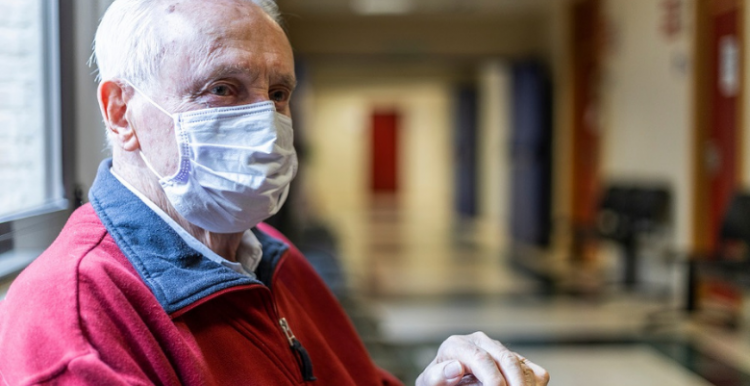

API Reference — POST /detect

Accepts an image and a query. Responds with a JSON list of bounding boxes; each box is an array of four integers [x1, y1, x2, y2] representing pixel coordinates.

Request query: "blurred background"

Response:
[[2, 0, 750, 385]]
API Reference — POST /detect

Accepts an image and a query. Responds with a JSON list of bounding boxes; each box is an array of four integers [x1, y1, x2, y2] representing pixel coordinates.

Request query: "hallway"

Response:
[[3, 0, 750, 385]]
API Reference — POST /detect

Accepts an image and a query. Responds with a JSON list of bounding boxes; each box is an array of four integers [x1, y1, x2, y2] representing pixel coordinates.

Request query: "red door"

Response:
[[706, 2, 741, 250], [370, 111, 399, 193], [692, 0, 744, 321]]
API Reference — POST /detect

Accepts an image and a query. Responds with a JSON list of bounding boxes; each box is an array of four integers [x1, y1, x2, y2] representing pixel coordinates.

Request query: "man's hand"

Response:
[[415, 332, 549, 386]]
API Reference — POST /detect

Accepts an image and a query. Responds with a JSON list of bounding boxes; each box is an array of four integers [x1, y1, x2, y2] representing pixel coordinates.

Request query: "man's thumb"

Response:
[[417, 361, 465, 386]]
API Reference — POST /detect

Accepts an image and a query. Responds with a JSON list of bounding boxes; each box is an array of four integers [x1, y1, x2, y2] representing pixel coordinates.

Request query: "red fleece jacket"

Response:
[[0, 204, 403, 385]]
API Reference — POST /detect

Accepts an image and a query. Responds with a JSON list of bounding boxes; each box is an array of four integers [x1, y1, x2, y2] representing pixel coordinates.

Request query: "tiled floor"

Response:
[[520, 346, 714, 386], [306, 198, 750, 385]]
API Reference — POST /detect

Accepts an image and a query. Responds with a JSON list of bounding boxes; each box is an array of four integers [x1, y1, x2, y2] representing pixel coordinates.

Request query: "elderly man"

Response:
[[0, 0, 548, 385]]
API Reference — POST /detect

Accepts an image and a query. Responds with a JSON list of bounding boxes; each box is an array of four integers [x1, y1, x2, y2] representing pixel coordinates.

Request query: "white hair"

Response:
[[91, 0, 281, 87]]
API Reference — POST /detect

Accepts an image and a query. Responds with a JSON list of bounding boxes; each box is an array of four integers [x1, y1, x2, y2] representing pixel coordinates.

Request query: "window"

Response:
[[0, 0, 68, 281], [0, 0, 64, 220]]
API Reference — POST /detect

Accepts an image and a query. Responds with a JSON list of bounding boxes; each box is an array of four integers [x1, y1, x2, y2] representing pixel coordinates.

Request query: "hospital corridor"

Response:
[[1, 0, 750, 385]]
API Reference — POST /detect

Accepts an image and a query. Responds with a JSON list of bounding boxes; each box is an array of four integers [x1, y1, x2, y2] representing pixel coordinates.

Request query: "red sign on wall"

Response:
[[660, 0, 682, 40]]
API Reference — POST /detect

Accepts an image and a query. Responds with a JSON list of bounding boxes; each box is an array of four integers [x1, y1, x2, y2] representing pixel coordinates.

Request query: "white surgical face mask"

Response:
[[127, 81, 298, 233]]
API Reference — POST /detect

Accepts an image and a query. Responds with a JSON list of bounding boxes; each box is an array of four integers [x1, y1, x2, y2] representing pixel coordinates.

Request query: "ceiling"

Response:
[[277, 0, 557, 59], [276, 0, 554, 16]]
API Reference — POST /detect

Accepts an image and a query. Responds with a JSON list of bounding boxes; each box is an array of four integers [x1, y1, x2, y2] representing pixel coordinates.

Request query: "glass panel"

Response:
[[0, 0, 63, 219]]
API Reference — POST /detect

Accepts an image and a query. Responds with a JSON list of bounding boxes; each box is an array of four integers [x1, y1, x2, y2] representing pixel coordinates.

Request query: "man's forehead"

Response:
[[158, 0, 271, 42], [161, 0, 263, 18], [153, 0, 294, 85], [154, 1, 292, 63]]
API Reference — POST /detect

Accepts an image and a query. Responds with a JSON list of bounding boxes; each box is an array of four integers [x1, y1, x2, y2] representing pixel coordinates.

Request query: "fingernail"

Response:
[[444, 361, 463, 380]]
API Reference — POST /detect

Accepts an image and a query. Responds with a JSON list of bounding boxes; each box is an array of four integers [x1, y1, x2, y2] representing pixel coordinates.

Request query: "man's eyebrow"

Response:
[[275, 74, 298, 90], [188, 65, 297, 92], [203, 63, 254, 82], [184, 64, 246, 96]]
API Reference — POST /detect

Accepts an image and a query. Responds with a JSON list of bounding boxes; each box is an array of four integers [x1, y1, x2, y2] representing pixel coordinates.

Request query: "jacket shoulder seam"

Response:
[[23, 231, 109, 385], [74, 229, 110, 363], [24, 230, 111, 385]]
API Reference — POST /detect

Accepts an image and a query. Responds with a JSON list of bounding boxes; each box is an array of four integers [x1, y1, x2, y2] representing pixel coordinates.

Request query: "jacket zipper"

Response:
[[279, 317, 316, 381], [268, 248, 316, 382]]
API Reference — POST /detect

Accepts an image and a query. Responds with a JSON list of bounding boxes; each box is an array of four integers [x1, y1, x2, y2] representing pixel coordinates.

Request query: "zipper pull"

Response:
[[279, 317, 317, 381]]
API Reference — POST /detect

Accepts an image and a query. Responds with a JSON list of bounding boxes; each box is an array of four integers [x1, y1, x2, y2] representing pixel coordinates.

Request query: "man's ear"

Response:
[[98, 80, 140, 152]]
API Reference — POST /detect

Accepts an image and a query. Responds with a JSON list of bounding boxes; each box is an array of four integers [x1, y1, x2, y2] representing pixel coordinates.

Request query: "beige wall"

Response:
[[598, 0, 694, 249]]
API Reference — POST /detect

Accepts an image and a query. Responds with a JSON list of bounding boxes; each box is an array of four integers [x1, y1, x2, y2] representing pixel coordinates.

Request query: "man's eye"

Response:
[[210, 84, 232, 96], [270, 90, 289, 102]]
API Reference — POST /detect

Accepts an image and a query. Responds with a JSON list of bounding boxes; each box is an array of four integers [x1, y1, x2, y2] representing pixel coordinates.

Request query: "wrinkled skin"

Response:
[[416, 332, 549, 386]]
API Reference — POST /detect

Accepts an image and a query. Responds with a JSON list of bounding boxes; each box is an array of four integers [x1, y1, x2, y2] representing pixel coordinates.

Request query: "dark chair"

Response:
[[687, 193, 750, 314], [597, 184, 671, 289], [719, 194, 750, 252]]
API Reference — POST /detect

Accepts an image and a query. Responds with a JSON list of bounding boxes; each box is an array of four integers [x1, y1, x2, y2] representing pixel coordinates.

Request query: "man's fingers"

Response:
[[518, 357, 536, 386], [416, 360, 466, 386], [516, 354, 550, 385], [419, 332, 549, 386], [467, 332, 528, 386], [496, 348, 528, 386], [435, 335, 507, 386]]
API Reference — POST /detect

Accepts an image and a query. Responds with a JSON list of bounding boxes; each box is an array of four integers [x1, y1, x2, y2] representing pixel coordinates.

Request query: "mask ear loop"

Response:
[[122, 79, 173, 181], [139, 151, 164, 180], [128, 117, 165, 180], [123, 79, 173, 117]]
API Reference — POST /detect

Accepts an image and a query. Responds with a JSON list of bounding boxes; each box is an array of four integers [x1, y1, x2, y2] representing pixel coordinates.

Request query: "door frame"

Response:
[[691, 0, 745, 254], [566, 0, 602, 262]]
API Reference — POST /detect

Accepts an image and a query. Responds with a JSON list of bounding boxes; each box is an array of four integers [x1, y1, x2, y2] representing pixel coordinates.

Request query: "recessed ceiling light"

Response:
[[350, 0, 414, 15]]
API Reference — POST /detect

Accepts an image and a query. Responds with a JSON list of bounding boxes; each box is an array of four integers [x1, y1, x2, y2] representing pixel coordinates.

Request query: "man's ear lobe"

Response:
[[98, 80, 140, 152]]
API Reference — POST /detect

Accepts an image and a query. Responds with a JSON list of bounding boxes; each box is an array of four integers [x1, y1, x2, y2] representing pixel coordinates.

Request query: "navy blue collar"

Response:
[[89, 159, 288, 314]]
